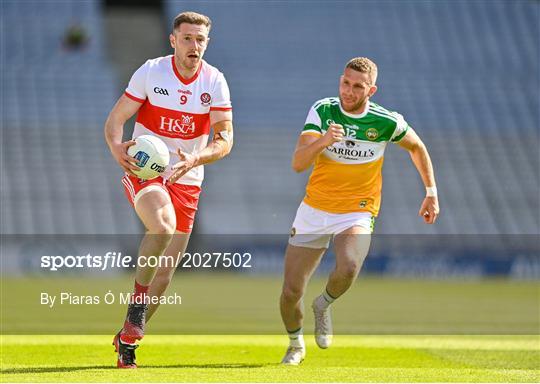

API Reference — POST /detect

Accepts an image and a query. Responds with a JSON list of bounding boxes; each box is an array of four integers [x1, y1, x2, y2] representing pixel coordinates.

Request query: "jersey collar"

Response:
[[171, 56, 203, 85], [339, 99, 370, 119]]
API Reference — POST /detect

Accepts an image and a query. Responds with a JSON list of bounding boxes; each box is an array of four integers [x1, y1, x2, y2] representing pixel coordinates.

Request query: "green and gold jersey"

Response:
[[301, 97, 409, 216]]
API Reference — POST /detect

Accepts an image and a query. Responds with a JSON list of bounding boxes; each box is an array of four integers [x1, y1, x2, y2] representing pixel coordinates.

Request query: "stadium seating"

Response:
[[1, 0, 140, 233], [164, 0, 538, 235], [1, 0, 537, 238]]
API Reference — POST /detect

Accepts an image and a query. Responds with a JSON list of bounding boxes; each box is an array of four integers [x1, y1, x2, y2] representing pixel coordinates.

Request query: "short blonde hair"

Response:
[[346, 57, 378, 84], [173, 11, 212, 32]]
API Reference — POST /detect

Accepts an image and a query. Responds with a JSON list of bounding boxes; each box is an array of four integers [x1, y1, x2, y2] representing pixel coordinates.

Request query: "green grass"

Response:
[[1, 276, 539, 381], [2, 275, 539, 334], [1, 335, 538, 382]]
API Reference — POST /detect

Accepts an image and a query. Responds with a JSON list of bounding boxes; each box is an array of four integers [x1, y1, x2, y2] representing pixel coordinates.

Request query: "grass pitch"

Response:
[[1, 276, 538, 382], [1, 335, 538, 382], [2, 275, 538, 335]]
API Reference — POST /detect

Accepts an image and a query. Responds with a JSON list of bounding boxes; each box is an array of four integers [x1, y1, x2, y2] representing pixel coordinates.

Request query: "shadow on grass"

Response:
[[2, 363, 270, 374]]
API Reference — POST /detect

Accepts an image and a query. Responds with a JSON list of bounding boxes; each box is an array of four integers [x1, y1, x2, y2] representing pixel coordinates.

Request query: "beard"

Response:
[[339, 95, 368, 113], [183, 57, 200, 70]]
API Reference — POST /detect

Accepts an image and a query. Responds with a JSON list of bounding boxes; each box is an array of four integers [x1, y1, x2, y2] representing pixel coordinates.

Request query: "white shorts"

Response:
[[288, 202, 374, 249]]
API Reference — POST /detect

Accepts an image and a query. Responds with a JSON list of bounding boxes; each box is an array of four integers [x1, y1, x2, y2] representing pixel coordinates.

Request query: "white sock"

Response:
[[287, 327, 305, 349], [314, 289, 336, 310]]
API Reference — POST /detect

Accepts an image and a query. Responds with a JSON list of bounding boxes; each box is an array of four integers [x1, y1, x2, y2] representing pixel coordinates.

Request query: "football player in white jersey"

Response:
[[104, 11, 233, 368]]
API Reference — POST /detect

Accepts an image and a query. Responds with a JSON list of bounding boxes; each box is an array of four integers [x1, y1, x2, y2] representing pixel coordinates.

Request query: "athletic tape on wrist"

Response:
[[426, 186, 437, 197]]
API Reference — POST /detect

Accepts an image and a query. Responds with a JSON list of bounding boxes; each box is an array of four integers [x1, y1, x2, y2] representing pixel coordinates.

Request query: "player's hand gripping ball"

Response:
[[127, 135, 170, 180]]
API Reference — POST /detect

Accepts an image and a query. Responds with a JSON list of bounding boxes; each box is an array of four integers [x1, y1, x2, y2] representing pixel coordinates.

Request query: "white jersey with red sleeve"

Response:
[[124, 55, 232, 186]]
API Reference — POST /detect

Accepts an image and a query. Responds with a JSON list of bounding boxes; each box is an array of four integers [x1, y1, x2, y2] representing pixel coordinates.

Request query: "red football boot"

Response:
[[113, 331, 138, 368]]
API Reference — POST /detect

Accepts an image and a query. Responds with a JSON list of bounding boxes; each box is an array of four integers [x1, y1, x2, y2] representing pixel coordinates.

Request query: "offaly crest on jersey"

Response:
[[124, 55, 232, 187], [365, 128, 379, 140], [300, 97, 409, 216]]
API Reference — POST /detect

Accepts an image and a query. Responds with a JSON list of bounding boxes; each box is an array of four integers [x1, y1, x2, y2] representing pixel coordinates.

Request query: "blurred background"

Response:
[[1, 0, 538, 281]]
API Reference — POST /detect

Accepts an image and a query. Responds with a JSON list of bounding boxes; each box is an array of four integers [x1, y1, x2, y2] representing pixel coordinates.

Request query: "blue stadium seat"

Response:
[[164, 0, 538, 235], [1, 0, 537, 236], [1, 0, 140, 234]]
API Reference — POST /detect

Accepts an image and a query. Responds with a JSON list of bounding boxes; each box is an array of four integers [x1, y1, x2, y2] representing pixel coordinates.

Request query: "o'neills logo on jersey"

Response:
[[159, 115, 195, 135], [327, 146, 375, 158]]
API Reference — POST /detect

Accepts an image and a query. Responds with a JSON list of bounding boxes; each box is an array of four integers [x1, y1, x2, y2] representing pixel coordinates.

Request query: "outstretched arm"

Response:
[[168, 110, 233, 184], [397, 128, 440, 224]]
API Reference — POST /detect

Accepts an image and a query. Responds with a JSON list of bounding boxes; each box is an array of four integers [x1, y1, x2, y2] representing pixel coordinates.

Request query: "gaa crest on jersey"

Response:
[[200, 92, 212, 106], [366, 128, 379, 141], [153, 87, 169, 96]]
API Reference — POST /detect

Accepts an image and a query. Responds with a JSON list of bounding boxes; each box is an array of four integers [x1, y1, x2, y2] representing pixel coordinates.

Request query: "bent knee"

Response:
[[281, 284, 304, 302], [135, 189, 176, 235], [337, 261, 361, 280], [150, 219, 176, 236], [146, 209, 176, 236]]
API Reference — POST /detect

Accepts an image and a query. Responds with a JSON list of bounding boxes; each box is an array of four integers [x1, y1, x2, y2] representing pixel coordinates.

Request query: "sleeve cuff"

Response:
[[124, 91, 146, 103], [301, 131, 323, 138], [391, 126, 409, 142]]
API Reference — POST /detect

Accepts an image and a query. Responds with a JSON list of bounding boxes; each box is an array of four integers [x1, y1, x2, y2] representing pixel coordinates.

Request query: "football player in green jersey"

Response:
[[280, 58, 439, 365]]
